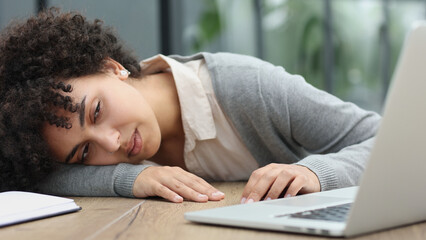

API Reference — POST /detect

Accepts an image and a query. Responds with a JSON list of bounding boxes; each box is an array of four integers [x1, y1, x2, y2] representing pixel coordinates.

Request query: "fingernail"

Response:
[[285, 194, 292, 198], [212, 191, 225, 197], [246, 198, 254, 204], [198, 194, 208, 199], [265, 197, 272, 201], [240, 197, 246, 204], [174, 195, 183, 202]]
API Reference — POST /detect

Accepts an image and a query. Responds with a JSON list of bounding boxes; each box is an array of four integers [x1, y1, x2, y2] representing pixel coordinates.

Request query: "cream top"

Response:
[[141, 55, 259, 181]]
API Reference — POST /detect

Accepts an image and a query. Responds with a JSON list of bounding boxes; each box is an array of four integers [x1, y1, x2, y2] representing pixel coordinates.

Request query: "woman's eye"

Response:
[[81, 143, 90, 163], [94, 101, 101, 123]]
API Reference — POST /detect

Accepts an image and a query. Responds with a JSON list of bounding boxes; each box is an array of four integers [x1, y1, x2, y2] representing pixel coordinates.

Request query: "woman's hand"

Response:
[[132, 166, 225, 203], [241, 163, 320, 204]]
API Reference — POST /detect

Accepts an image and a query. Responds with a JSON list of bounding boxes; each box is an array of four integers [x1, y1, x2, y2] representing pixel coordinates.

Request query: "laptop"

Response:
[[184, 21, 426, 237]]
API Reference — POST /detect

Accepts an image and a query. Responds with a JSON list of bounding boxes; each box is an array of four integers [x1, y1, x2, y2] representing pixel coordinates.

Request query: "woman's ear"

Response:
[[103, 57, 130, 81]]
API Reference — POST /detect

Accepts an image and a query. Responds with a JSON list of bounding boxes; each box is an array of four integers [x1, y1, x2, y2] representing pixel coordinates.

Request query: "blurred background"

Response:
[[1, 0, 425, 113]]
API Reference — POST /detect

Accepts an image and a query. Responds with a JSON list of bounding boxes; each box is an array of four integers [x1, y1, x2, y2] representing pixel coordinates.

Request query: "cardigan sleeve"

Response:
[[37, 163, 151, 197]]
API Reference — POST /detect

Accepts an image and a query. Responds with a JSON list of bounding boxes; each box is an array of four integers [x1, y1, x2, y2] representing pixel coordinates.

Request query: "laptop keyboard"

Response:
[[282, 203, 352, 222]]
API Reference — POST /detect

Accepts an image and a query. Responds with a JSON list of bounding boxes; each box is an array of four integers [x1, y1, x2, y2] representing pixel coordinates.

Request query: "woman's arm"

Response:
[[240, 69, 380, 202], [206, 53, 380, 202], [38, 163, 225, 202], [37, 163, 149, 197]]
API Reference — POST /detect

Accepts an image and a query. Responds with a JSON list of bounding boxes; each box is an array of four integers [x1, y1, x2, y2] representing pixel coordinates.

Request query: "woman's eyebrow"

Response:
[[64, 96, 87, 163], [79, 96, 86, 127]]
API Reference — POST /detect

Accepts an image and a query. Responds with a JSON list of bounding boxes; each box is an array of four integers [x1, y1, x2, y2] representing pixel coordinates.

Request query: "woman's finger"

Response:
[[283, 175, 308, 197], [133, 166, 224, 202], [241, 166, 272, 202], [183, 176, 225, 201], [153, 183, 184, 203], [244, 167, 282, 203], [264, 172, 294, 200], [171, 167, 225, 201], [163, 179, 209, 202]]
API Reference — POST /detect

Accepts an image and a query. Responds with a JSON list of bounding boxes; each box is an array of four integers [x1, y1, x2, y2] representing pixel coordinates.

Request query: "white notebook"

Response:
[[0, 191, 81, 227]]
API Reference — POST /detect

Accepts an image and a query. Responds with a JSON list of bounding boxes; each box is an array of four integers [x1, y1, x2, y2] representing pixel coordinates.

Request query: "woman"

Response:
[[0, 9, 380, 203]]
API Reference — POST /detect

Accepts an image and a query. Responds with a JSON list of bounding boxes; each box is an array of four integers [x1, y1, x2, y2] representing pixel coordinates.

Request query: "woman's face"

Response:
[[42, 70, 162, 165]]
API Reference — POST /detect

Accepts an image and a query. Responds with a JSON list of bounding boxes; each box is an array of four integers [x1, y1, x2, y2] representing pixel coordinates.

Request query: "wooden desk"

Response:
[[1, 182, 425, 240]]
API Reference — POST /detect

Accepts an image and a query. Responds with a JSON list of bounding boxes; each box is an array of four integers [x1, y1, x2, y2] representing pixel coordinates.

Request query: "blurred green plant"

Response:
[[263, 0, 346, 92], [191, 0, 222, 52]]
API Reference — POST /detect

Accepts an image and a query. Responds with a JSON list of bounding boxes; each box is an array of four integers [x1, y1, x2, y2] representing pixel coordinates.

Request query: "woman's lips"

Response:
[[128, 129, 142, 156]]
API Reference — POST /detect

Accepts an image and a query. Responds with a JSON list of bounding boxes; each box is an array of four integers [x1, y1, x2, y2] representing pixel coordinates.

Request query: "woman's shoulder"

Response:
[[202, 52, 297, 95], [202, 52, 270, 69], [168, 52, 268, 68]]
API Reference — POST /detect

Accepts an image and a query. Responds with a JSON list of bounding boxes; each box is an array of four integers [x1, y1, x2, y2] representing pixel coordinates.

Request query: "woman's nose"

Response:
[[94, 128, 120, 153]]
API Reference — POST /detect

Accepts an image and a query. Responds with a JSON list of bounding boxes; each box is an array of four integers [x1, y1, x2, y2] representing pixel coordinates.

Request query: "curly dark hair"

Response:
[[0, 8, 143, 191]]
